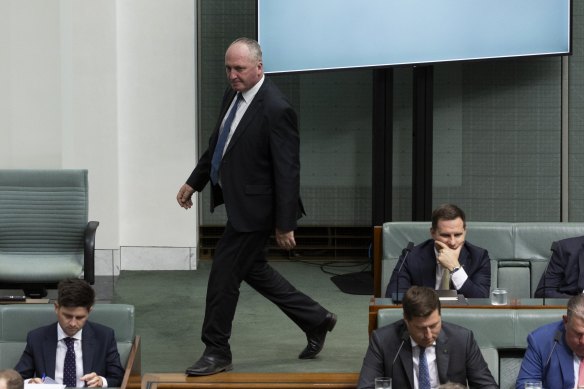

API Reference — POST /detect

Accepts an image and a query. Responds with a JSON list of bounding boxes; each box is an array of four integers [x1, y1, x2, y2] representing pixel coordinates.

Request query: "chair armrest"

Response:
[[84, 221, 100, 285], [121, 335, 141, 389]]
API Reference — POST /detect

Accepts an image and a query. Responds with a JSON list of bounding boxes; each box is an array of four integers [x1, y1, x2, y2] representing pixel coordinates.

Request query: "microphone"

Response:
[[393, 242, 414, 303], [391, 331, 410, 367], [542, 241, 558, 306], [544, 330, 562, 370]]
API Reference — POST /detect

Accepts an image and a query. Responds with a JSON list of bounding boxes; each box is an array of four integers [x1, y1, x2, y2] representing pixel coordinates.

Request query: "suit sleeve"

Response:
[[269, 104, 302, 231], [14, 333, 37, 379], [463, 330, 498, 388], [357, 331, 388, 389], [515, 332, 545, 389], [103, 330, 125, 387], [457, 247, 491, 298], [534, 242, 575, 298]]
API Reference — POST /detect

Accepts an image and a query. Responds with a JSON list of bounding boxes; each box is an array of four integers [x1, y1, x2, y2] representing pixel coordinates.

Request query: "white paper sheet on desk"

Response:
[[24, 384, 65, 389]]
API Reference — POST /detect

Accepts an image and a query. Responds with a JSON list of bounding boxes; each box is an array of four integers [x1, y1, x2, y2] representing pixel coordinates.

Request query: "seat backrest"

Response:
[[376, 306, 565, 386], [380, 221, 584, 298], [0, 169, 88, 254], [0, 304, 135, 370]]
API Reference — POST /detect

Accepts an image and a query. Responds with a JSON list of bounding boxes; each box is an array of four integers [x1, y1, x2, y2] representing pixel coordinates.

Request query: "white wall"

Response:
[[0, 0, 199, 272]]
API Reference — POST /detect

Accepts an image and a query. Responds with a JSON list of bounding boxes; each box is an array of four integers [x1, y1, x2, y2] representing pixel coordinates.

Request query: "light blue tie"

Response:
[[419, 346, 431, 389], [210, 93, 243, 185]]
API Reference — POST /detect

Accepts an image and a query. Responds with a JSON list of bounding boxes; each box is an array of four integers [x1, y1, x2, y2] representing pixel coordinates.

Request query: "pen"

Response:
[[42, 373, 46, 383]]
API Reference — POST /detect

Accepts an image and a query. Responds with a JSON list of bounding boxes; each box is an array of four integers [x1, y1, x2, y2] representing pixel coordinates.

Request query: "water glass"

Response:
[[374, 377, 392, 389], [491, 288, 508, 305], [524, 380, 542, 389]]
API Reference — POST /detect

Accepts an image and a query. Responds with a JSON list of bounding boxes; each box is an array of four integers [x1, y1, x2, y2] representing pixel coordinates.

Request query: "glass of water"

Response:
[[491, 288, 508, 305], [524, 380, 542, 389], [375, 377, 392, 389]]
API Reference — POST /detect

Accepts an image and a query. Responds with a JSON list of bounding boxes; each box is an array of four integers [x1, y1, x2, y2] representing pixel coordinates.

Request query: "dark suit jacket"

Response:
[[357, 320, 497, 389], [187, 77, 304, 232], [516, 321, 573, 389], [14, 321, 124, 387], [534, 236, 584, 298], [386, 239, 491, 298]]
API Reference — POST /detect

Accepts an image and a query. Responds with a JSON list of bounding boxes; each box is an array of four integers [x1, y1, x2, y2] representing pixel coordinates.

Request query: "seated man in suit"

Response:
[[15, 279, 124, 387], [516, 293, 584, 388], [534, 235, 584, 298], [0, 369, 24, 389], [386, 203, 491, 300], [358, 286, 497, 389]]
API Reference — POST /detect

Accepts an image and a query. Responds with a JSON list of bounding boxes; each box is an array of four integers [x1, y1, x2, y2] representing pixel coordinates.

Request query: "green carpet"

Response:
[[112, 259, 370, 374]]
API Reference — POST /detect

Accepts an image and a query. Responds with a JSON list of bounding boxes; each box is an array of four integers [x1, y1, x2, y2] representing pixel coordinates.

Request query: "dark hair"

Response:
[[57, 278, 95, 309], [431, 203, 466, 231], [0, 369, 24, 389], [402, 286, 441, 321]]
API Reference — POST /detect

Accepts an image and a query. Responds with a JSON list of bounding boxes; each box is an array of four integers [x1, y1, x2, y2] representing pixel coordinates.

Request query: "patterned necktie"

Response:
[[440, 267, 451, 290], [63, 337, 77, 387], [579, 358, 584, 387], [210, 93, 243, 184], [418, 346, 431, 389]]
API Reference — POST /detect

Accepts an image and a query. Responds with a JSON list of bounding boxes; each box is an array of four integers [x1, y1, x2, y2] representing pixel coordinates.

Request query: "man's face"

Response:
[[404, 309, 442, 348], [563, 313, 584, 358], [431, 217, 466, 250], [224, 43, 263, 93], [54, 304, 91, 337]]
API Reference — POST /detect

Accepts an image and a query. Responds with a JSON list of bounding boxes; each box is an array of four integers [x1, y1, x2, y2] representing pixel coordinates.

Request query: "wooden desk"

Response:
[[368, 297, 568, 334], [142, 372, 359, 389]]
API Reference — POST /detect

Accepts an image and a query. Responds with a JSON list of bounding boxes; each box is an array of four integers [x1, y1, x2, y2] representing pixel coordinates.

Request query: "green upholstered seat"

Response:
[[0, 169, 98, 296], [377, 306, 566, 388], [379, 222, 584, 298], [0, 304, 137, 378]]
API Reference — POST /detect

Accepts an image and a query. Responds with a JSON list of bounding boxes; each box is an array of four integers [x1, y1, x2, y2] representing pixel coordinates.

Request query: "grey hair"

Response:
[[230, 37, 262, 62], [567, 293, 584, 320]]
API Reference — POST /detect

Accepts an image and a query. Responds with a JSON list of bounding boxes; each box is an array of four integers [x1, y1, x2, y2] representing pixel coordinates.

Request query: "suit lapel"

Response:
[[458, 245, 470, 272], [44, 324, 59, 379], [82, 322, 96, 375], [435, 332, 450, 384], [223, 80, 267, 156], [399, 341, 415, 388]]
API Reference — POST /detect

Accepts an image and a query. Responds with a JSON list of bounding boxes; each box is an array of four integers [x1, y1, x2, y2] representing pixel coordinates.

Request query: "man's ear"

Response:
[[54, 302, 60, 314]]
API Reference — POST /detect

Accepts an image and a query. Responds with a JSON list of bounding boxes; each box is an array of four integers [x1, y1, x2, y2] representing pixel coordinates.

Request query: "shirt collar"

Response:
[[241, 75, 265, 104], [57, 323, 82, 341]]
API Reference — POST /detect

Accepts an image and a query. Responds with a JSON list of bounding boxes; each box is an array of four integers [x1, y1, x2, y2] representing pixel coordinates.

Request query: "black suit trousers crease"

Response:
[[201, 221, 328, 358]]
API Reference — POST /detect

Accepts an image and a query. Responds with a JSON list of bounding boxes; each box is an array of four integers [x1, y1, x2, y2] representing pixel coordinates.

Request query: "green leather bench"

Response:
[[376, 305, 566, 389], [373, 222, 584, 298], [0, 303, 140, 389]]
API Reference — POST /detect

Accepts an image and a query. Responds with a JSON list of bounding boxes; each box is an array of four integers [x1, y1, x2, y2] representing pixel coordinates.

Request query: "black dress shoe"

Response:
[[298, 312, 337, 359], [185, 355, 233, 376]]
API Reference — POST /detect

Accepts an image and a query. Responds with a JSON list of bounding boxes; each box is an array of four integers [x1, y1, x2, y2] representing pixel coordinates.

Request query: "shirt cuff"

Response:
[[451, 267, 468, 290]]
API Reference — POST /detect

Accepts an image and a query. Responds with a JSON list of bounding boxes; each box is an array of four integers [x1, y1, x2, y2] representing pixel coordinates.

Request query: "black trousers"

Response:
[[201, 221, 328, 359]]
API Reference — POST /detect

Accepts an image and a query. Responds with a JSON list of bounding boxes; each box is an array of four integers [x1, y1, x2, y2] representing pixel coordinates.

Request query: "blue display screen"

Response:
[[258, 0, 571, 74]]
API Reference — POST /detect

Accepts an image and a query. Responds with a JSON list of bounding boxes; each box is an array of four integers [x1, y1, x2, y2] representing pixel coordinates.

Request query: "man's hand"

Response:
[[81, 372, 103, 387], [275, 228, 296, 250], [435, 240, 462, 271], [176, 184, 195, 209], [27, 378, 43, 384]]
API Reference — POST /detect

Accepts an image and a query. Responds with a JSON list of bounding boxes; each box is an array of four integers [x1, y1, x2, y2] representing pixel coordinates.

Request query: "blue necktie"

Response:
[[210, 93, 243, 185], [63, 337, 76, 387], [419, 346, 431, 389]]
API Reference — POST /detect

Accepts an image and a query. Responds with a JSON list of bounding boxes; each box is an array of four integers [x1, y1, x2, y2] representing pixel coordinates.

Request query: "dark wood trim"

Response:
[[142, 372, 359, 389]]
